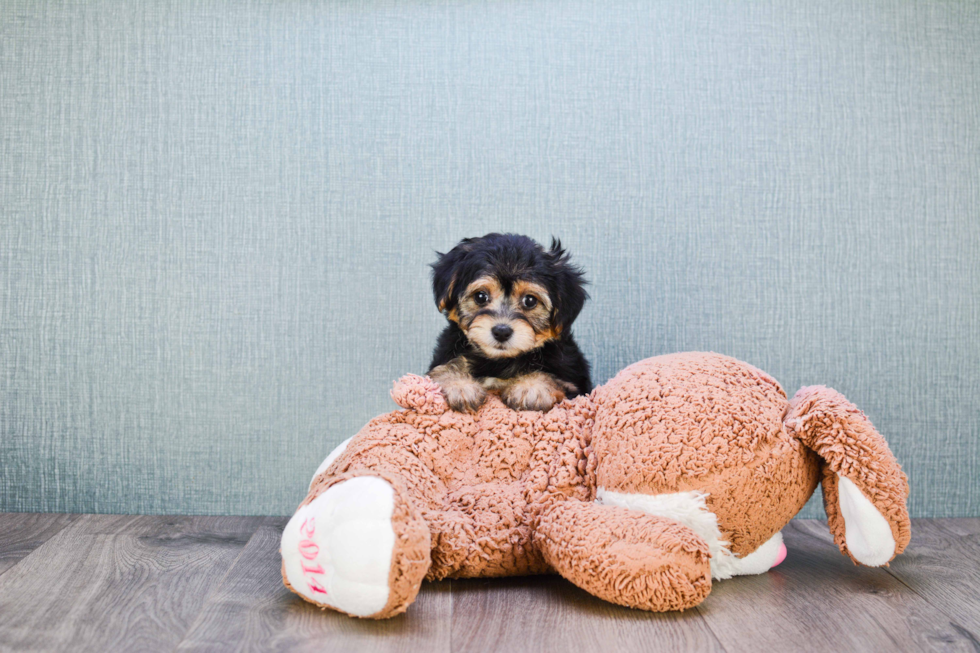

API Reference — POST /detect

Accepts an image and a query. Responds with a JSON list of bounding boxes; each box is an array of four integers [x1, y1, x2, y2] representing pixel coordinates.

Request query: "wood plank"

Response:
[[695, 519, 975, 653], [0, 514, 262, 652], [3, 515, 977, 652], [451, 574, 723, 653], [176, 517, 452, 653], [0, 513, 79, 576], [871, 519, 980, 642]]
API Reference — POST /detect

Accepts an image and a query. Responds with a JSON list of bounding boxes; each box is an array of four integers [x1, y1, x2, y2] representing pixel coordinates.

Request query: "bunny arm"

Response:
[[533, 500, 712, 611]]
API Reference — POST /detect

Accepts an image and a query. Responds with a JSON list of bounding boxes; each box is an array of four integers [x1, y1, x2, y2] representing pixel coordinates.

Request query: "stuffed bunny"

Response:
[[281, 352, 910, 618]]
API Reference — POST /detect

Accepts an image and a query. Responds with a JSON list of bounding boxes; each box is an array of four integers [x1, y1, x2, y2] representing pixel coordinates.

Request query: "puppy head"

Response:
[[431, 233, 587, 358]]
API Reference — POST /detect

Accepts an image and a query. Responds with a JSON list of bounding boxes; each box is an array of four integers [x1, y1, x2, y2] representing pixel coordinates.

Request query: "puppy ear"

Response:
[[546, 238, 588, 333], [431, 240, 472, 314]]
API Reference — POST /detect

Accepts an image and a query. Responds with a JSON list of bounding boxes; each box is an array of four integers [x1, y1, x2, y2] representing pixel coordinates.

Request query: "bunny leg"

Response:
[[534, 501, 712, 611], [281, 470, 431, 619], [785, 386, 911, 566]]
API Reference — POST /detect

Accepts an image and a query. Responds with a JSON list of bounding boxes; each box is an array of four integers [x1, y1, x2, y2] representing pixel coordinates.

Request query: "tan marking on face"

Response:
[[449, 276, 500, 326], [467, 314, 537, 358], [456, 276, 503, 329], [511, 281, 553, 314], [458, 276, 503, 317], [511, 281, 557, 346], [532, 326, 560, 346], [457, 276, 558, 357]]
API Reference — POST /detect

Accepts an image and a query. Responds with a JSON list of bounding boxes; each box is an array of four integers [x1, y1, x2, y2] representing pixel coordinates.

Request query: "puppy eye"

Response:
[[521, 295, 538, 309], [474, 291, 490, 306]]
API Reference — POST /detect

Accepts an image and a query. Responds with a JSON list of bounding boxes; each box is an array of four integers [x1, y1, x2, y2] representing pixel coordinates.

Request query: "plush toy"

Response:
[[281, 352, 910, 618]]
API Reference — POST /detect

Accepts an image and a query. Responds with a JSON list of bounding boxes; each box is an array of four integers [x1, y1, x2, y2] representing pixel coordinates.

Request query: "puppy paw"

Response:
[[429, 359, 487, 413], [440, 378, 487, 413], [502, 373, 566, 412]]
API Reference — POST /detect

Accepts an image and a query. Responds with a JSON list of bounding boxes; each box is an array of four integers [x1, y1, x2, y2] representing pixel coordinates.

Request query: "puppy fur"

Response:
[[428, 233, 592, 412]]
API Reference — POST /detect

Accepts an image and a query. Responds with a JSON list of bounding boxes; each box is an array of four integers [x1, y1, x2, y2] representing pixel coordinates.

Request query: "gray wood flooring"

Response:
[[0, 514, 977, 652]]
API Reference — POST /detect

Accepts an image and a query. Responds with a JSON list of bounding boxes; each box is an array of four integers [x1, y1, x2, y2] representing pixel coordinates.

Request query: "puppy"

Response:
[[428, 233, 592, 413]]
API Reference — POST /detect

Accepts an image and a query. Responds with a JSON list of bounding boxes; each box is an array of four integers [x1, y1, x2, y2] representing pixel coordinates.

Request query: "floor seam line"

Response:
[[0, 513, 85, 580], [693, 603, 730, 653], [170, 516, 269, 652]]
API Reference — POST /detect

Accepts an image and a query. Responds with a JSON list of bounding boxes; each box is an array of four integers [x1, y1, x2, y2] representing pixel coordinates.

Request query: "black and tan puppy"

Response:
[[428, 233, 592, 412]]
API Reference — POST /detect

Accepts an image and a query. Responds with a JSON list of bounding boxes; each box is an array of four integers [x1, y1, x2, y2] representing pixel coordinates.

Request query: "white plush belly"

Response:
[[595, 487, 784, 580]]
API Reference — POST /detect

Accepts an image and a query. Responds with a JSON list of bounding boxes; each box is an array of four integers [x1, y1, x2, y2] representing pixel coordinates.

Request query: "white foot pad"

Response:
[[730, 531, 786, 576], [837, 474, 896, 566], [282, 476, 396, 617]]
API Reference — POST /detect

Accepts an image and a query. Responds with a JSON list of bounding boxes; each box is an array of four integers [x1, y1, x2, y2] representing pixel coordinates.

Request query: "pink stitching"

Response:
[[301, 516, 316, 538], [301, 562, 325, 575], [307, 576, 327, 594], [298, 539, 319, 560], [297, 519, 327, 596]]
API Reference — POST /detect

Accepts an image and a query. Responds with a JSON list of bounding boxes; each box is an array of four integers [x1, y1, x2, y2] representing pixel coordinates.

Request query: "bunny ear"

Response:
[[785, 386, 911, 566], [391, 374, 449, 414]]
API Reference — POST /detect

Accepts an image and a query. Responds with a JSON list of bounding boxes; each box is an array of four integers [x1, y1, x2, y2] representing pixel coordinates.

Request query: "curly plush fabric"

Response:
[[785, 386, 911, 564], [535, 501, 712, 611], [281, 352, 911, 618]]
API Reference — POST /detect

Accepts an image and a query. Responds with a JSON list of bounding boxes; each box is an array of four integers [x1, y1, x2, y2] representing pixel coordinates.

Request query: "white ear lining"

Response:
[[836, 475, 896, 566]]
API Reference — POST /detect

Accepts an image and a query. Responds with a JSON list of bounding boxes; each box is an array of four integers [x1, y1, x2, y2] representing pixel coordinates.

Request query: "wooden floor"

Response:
[[0, 516, 977, 652]]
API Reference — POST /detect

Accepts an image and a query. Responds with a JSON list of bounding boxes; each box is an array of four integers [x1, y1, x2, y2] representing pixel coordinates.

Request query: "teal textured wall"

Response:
[[1, 0, 978, 517]]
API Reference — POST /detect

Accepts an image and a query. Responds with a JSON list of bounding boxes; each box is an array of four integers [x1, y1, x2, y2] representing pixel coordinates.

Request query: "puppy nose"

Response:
[[491, 324, 513, 342]]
